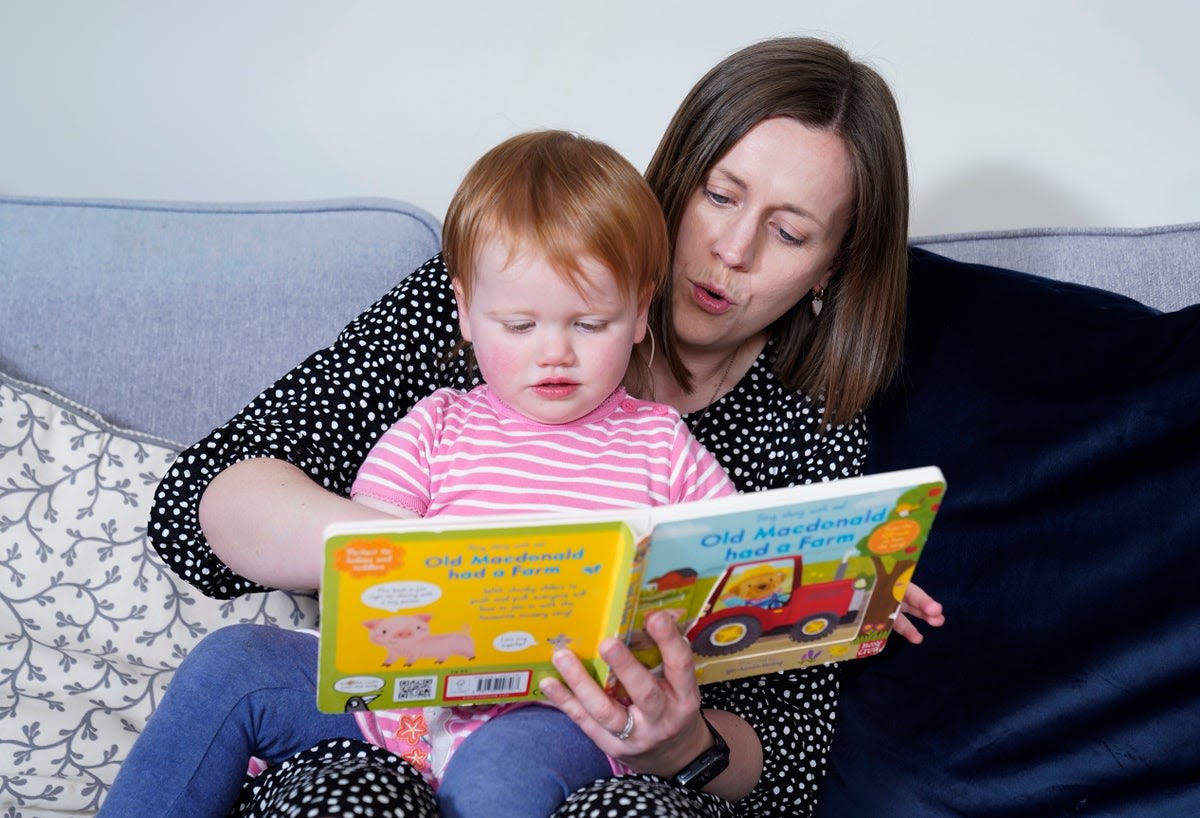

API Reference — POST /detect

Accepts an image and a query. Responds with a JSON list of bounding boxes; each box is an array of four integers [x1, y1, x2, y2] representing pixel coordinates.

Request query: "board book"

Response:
[[316, 465, 945, 712]]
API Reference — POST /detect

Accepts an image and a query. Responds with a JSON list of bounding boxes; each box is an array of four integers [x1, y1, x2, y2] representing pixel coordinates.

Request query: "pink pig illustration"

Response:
[[363, 613, 476, 667]]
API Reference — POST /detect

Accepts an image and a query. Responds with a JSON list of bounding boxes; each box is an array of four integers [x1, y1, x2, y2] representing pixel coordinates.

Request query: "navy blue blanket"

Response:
[[815, 248, 1200, 816]]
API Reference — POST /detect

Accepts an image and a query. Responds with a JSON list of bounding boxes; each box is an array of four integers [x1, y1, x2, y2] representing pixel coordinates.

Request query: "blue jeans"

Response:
[[437, 705, 614, 818], [98, 624, 612, 818], [97, 624, 361, 818]]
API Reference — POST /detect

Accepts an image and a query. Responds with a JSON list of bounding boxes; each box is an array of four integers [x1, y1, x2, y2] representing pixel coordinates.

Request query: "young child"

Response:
[[98, 130, 734, 818], [349, 130, 736, 817]]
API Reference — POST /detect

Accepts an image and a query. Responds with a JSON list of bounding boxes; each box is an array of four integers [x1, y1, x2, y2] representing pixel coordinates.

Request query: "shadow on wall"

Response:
[[914, 160, 1104, 235]]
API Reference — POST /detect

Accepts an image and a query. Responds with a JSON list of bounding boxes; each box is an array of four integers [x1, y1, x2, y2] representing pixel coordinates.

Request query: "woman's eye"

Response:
[[705, 188, 732, 206], [775, 225, 803, 246]]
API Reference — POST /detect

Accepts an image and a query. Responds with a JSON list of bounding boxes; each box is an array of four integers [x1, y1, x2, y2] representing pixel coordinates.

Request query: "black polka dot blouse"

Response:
[[150, 254, 868, 818]]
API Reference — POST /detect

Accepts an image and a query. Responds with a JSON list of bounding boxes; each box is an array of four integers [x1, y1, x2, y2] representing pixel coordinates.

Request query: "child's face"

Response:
[[454, 237, 649, 425]]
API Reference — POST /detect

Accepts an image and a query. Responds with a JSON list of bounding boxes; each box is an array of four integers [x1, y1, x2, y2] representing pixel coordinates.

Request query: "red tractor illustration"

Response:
[[686, 555, 864, 656]]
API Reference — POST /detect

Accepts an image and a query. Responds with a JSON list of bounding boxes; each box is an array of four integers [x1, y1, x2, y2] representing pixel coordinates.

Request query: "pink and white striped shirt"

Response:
[[347, 384, 734, 785], [351, 384, 734, 516]]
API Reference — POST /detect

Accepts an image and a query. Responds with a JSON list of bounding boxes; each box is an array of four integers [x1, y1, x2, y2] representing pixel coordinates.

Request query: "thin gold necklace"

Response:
[[647, 339, 744, 419], [700, 343, 739, 405], [695, 341, 743, 423]]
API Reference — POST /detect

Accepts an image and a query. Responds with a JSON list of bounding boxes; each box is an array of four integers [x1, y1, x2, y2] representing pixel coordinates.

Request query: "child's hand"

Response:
[[893, 580, 946, 645]]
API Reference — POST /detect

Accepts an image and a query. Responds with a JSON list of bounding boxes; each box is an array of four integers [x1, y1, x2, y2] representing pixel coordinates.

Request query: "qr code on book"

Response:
[[392, 675, 439, 703]]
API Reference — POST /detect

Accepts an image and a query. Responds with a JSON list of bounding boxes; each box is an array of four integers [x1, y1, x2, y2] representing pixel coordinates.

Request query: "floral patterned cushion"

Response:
[[0, 371, 319, 817]]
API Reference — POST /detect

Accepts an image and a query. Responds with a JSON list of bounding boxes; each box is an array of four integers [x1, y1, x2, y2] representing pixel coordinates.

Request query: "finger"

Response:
[[901, 580, 933, 610], [538, 673, 574, 709], [539, 673, 617, 738], [549, 648, 634, 737], [598, 636, 668, 716], [920, 604, 946, 628], [892, 611, 924, 645], [641, 609, 700, 706], [902, 581, 945, 624]]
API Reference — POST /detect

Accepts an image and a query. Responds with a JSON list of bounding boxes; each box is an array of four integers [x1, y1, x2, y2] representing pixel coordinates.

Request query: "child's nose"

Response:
[[538, 329, 576, 367]]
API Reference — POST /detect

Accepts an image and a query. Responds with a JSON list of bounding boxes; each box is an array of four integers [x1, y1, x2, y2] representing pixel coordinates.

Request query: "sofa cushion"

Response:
[[0, 370, 319, 817], [815, 249, 1200, 816], [0, 196, 441, 446]]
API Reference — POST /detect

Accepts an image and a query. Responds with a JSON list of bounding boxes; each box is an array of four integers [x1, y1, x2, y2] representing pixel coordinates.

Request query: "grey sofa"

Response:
[[2, 195, 1197, 817]]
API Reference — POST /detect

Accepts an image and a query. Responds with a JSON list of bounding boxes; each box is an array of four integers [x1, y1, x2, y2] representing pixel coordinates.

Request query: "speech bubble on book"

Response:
[[361, 580, 442, 612], [333, 676, 385, 694], [493, 631, 537, 652]]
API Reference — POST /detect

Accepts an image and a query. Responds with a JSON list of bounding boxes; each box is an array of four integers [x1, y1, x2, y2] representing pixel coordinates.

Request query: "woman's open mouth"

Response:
[[691, 281, 733, 315]]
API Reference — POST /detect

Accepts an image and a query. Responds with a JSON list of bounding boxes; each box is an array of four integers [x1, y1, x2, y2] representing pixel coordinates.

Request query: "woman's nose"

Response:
[[712, 214, 757, 270]]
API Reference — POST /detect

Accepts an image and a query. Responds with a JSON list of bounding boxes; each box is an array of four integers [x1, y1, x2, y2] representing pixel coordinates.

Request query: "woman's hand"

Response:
[[539, 609, 762, 801], [892, 580, 946, 645]]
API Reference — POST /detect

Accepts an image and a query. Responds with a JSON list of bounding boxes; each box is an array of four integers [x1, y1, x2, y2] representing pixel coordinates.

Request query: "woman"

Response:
[[149, 36, 942, 818]]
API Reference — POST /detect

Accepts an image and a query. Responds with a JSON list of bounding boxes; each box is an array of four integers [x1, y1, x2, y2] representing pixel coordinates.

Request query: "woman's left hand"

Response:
[[893, 580, 946, 644], [539, 609, 762, 801]]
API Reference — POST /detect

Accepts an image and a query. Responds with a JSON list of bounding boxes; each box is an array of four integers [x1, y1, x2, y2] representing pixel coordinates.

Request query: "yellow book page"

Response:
[[320, 520, 639, 707]]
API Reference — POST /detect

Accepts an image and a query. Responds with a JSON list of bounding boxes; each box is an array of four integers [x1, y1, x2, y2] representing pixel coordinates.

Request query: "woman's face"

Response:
[[669, 116, 855, 356]]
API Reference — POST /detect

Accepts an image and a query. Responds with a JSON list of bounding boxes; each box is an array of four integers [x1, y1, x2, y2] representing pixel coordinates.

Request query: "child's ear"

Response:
[[452, 278, 472, 343], [633, 295, 651, 344]]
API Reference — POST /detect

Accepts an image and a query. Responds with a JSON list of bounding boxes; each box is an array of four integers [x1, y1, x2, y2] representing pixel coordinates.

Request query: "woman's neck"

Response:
[[653, 333, 766, 414]]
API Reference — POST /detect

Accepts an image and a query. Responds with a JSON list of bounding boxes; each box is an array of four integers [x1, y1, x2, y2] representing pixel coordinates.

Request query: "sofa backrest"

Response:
[[4, 194, 1196, 446], [1, 196, 441, 445], [912, 223, 1200, 313]]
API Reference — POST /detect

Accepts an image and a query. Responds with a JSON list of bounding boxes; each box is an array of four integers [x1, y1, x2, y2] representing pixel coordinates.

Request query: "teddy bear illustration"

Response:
[[718, 565, 792, 610]]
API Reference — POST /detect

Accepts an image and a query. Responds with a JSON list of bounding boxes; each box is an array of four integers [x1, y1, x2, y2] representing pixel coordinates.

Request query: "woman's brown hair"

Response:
[[644, 37, 909, 424]]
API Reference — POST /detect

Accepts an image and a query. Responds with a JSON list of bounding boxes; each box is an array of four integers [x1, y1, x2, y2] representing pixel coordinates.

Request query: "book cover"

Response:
[[317, 517, 649, 711], [629, 466, 945, 683], [316, 466, 944, 712]]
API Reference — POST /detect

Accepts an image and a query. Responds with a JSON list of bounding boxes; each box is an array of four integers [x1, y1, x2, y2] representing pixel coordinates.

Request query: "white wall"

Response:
[[1, 0, 1196, 236]]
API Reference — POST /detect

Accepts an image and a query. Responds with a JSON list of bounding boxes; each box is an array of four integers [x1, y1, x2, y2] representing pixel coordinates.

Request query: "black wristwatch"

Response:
[[672, 712, 730, 791]]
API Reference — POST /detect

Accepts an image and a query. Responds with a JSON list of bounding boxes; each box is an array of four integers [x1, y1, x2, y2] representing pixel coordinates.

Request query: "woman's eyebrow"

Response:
[[712, 167, 826, 229]]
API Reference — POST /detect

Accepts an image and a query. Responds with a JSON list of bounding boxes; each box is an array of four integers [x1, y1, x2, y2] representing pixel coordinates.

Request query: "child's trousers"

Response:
[[96, 624, 611, 818]]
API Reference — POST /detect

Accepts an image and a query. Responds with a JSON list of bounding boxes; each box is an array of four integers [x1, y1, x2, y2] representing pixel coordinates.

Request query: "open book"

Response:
[[316, 466, 945, 712]]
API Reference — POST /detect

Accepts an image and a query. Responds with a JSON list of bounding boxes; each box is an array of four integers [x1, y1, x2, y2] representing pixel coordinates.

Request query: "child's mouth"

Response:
[[533, 381, 579, 399]]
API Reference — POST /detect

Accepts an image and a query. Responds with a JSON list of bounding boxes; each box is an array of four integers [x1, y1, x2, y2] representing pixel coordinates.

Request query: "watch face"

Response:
[[678, 749, 730, 790], [674, 715, 731, 790]]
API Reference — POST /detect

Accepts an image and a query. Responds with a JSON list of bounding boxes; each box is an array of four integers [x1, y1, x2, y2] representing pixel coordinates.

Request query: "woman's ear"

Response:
[[452, 279, 472, 343]]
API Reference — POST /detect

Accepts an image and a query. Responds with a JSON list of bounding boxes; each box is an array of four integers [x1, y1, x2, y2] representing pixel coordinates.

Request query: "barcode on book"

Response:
[[443, 671, 532, 701], [391, 675, 439, 703]]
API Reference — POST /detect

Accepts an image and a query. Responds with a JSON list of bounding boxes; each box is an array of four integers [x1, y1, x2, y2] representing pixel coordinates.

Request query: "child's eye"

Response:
[[576, 320, 608, 333], [503, 321, 534, 333]]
